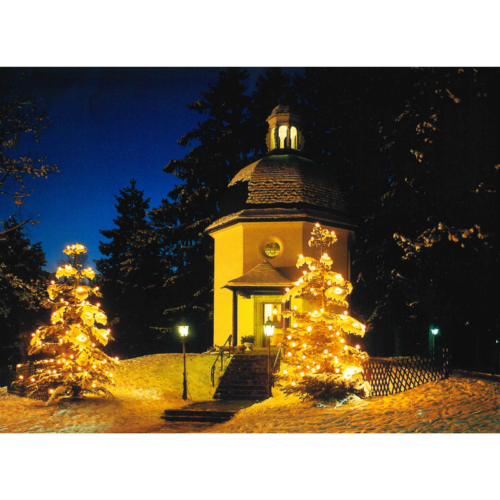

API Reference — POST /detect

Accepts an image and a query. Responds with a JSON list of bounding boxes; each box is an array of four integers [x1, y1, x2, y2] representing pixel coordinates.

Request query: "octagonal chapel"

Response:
[[206, 105, 356, 348]]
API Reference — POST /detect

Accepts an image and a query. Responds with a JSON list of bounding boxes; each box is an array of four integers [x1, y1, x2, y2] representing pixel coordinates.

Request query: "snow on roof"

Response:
[[245, 154, 346, 210], [227, 261, 293, 287], [207, 152, 352, 234], [229, 162, 257, 186]]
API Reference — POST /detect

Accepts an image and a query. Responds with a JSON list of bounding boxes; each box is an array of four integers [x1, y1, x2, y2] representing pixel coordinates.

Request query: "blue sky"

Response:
[[1, 68, 301, 271]]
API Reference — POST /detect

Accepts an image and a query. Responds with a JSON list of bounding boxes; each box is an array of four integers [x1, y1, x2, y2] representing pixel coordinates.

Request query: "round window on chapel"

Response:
[[264, 241, 281, 258]]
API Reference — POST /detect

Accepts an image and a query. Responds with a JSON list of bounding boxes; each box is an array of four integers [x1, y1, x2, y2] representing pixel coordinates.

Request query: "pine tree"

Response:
[[0, 218, 49, 361], [151, 69, 254, 349], [26, 243, 118, 404], [352, 68, 500, 364], [294, 67, 418, 222], [96, 179, 171, 356], [278, 224, 369, 401]]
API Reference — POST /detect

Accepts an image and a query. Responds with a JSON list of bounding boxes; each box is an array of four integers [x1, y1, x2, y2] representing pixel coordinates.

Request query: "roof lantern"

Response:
[[265, 104, 304, 152]]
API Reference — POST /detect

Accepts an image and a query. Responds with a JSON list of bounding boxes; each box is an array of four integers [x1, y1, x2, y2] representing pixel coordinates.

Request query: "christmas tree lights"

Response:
[[277, 224, 370, 400], [26, 243, 119, 404]]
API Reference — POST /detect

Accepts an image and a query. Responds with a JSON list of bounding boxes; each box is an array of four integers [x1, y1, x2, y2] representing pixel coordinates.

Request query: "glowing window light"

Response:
[[279, 126, 288, 148], [290, 126, 298, 149], [264, 241, 281, 258]]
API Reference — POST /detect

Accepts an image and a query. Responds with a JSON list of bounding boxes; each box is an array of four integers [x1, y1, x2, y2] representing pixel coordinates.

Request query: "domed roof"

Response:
[[206, 151, 353, 233], [206, 105, 354, 234], [226, 153, 346, 212], [267, 104, 301, 120]]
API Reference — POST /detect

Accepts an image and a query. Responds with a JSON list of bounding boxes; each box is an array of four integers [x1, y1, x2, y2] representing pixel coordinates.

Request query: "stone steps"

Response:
[[162, 409, 236, 423], [214, 354, 271, 401]]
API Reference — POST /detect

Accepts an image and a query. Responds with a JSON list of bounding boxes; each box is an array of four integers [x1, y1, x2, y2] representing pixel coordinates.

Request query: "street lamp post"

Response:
[[178, 325, 189, 400], [263, 320, 275, 398], [429, 325, 440, 356]]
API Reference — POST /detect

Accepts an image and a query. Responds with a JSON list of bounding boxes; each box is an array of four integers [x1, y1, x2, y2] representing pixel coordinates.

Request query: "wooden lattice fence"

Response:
[[363, 348, 452, 397]]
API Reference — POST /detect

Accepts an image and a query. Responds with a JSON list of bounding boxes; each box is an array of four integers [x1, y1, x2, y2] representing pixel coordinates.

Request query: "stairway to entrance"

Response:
[[214, 354, 271, 401], [162, 400, 256, 424]]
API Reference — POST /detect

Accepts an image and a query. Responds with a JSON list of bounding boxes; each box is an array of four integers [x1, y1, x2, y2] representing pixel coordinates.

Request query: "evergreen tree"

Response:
[[25, 243, 118, 404], [351, 68, 500, 365], [151, 69, 255, 350], [96, 179, 167, 357], [294, 67, 418, 222], [0, 218, 49, 362], [278, 224, 369, 400], [149, 68, 300, 350]]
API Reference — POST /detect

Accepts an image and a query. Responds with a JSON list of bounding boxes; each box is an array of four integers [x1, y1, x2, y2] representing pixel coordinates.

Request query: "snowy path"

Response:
[[1, 354, 499, 433]]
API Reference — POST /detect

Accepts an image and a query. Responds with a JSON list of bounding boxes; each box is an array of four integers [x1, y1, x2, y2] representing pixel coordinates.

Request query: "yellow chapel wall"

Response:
[[212, 224, 243, 346], [212, 219, 354, 346]]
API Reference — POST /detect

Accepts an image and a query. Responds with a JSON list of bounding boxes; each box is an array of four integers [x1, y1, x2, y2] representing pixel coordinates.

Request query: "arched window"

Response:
[[278, 126, 288, 149], [290, 126, 297, 149]]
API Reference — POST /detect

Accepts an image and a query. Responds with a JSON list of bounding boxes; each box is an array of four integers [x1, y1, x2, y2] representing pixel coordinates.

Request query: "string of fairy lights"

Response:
[[277, 223, 368, 398], [18, 243, 120, 401]]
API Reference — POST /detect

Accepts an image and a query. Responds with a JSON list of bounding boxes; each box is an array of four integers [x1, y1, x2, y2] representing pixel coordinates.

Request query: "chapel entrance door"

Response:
[[257, 301, 284, 347]]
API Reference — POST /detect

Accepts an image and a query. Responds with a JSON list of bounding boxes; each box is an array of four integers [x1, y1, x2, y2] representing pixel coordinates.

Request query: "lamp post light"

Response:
[[429, 325, 440, 355], [178, 325, 189, 400], [263, 320, 275, 398]]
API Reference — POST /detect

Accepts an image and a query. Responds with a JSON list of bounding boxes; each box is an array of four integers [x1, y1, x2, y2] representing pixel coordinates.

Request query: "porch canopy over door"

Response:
[[224, 261, 293, 345]]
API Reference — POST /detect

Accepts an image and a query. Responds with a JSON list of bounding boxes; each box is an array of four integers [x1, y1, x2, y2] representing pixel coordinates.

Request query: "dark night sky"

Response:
[[1, 67, 302, 271]]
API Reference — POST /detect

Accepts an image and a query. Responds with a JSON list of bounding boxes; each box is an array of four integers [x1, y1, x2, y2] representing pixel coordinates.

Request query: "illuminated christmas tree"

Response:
[[278, 224, 370, 400], [27, 243, 119, 404]]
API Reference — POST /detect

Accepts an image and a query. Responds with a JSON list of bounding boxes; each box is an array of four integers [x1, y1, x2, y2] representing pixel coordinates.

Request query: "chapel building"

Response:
[[206, 105, 356, 348]]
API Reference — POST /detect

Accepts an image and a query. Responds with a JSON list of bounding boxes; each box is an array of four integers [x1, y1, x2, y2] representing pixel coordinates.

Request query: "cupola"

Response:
[[265, 104, 305, 152]]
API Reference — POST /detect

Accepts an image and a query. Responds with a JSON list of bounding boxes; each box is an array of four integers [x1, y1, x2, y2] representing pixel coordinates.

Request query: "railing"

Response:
[[211, 334, 233, 387], [271, 344, 282, 388]]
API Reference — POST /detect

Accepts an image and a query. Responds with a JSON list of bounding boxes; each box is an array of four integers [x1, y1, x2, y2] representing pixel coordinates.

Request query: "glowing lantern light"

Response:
[[264, 321, 275, 338]]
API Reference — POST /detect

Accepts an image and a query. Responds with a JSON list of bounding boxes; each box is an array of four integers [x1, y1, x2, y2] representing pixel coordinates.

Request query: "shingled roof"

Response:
[[226, 261, 293, 288], [227, 154, 347, 212]]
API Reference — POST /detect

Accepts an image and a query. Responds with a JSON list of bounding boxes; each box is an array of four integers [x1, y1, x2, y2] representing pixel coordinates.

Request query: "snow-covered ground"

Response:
[[210, 374, 500, 433], [1, 354, 499, 433], [0, 354, 217, 433]]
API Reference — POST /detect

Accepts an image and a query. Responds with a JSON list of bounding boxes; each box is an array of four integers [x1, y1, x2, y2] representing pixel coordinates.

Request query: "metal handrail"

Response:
[[211, 334, 232, 387], [272, 344, 282, 371], [271, 344, 282, 388]]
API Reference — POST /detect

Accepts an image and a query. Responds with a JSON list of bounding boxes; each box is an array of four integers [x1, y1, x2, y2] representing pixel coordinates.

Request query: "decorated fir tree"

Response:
[[278, 224, 369, 401], [27, 243, 119, 404]]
